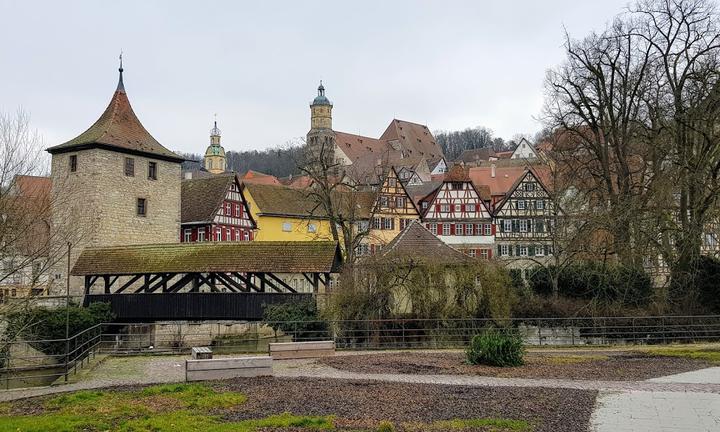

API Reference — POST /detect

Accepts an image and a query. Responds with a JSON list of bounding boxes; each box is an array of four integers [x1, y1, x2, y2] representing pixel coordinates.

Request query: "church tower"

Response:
[[310, 81, 332, 130], [204, 121, 226, 174], [307, 82, 336, 170]]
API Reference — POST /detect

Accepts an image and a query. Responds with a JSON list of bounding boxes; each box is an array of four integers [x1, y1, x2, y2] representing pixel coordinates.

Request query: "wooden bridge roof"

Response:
[[71, 241, 342, 276]]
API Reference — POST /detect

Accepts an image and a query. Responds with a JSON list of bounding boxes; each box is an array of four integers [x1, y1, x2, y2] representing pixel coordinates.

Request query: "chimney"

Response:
[[491, 163, 496, 178]]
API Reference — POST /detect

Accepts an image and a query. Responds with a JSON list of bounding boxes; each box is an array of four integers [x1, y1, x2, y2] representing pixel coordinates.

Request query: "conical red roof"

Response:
[[47, 71, 183, 162]]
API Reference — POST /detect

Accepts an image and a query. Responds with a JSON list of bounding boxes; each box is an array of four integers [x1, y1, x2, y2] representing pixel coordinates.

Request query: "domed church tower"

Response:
[[310, 81, 332, 130], [204, 121, 226, 174]]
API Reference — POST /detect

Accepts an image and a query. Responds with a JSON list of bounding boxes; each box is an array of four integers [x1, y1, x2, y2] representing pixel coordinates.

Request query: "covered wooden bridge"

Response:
[[75, 241, 342, 321]]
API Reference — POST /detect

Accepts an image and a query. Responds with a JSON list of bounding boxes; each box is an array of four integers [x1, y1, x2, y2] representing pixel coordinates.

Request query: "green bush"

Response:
[[466, 329, 524, 367], [262, 299, 329, 341], [696, 256, 720, 313], [376, 421, 395, 432], [6, 302, 114, 357], [527, 262, 652, 307]]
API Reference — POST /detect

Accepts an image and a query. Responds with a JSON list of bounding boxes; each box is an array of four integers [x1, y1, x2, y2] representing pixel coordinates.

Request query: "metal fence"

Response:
[[3, 315, 720, 389]]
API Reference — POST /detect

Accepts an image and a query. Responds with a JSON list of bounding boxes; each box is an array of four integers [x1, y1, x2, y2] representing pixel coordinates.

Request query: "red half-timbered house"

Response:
[[419, 165, 495, 259], [181, 173, 256, 242]]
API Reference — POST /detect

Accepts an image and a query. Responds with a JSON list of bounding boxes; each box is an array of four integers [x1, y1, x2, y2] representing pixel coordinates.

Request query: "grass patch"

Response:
[[140, 383, 247, 409], [641, 345, 720, 363], [429, 418, 531, 430], [543, 354, 609, 365]]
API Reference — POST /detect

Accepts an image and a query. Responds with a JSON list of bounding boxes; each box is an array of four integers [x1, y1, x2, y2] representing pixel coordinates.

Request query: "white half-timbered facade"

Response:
[[493, 169, 555, 267], [420, 165, 495, 259]]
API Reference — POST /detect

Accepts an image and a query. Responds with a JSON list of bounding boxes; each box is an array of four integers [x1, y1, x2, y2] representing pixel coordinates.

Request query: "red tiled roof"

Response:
[[241, 170, 281, 185], [380, 119, 443, 161], [468, 166, 527, 197], [11, 175, 51, 199], [379, 220, 474, 265], [46, 73, 183, 162], [334, 131, 388, 162]]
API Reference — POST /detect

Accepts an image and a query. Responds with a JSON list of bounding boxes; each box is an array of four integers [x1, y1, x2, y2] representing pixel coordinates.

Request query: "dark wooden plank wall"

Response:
[[84, 293, 313, 321]]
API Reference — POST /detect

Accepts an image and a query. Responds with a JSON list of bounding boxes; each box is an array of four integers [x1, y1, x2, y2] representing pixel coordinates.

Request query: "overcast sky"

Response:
[[0, 0, 631, 155]]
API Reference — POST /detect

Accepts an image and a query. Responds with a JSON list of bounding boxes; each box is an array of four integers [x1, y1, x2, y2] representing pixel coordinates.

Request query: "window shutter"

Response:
[[527, 220, 533, 232], [391, 218, 395, 230], [515, 245, 521, 256], [512, 220, 519, 232], [529, 246, 535, 256], [498, 221, 504, 233], [475, 204, 480, 212], [450, 223, 455, 235], [497, 245, 502, 256], [488, 249, 493, 259], [435, 204, 440, 212], [509, 245, 514, 256], [544, 245, 550, 256], [450, 204, 455, 212], [491, 224, 496, 235], [437, 223, 443, 234]]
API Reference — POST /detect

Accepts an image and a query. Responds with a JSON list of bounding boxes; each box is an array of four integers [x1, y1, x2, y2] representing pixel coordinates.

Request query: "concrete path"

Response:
[[591, 367, 720, 432]]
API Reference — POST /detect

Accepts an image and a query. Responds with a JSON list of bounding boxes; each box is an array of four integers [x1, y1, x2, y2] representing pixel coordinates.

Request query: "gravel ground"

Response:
[[317, 351, 712, 381], [216, 376, 597, 432]]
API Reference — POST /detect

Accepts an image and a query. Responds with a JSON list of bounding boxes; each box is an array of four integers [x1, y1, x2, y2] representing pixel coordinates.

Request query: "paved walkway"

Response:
[[591, 367, 720, 432], [2, 352, 720, 431]]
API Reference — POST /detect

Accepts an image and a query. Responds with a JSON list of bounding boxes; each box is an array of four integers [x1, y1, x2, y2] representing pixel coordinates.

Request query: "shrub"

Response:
[[5, 302, 114, 357], [262, 299, 329, 341], [376, 421, 395, 432], [696, 256, 720, 313], [466, 329, 524, 367]]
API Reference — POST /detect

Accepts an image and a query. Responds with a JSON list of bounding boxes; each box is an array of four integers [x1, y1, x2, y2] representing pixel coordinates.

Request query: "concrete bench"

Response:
[[185, 356, 272, 382], [191, 346, 213, 360], [268, 341, 335, 359]]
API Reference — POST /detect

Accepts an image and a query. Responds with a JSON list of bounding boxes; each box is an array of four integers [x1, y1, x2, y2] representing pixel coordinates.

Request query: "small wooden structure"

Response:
[[191, 347, 212, 360], [185, 356, 272, 382], [268, 341, 336, 359]]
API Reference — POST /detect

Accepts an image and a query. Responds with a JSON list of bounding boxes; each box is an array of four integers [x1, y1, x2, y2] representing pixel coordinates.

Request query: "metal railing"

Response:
[[2, 315, 720, 389]]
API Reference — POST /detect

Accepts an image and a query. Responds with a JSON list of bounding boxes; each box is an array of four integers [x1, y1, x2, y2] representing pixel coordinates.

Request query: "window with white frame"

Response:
[[380, 196, 389, 208], [456, 223, 464, 236], [500, 244, 509, 256], [441, 204, 450, 212], [422, 202, 428, 210], [308, 223, 317, 233], [536, 245, 545, 256], [442, 224, 451, 235], [282, 222, 292, 232], [225, 203, 231, 215], [383, 218, 393, 230], [372, 217, 381, 229], [475, 223, 483, 235], [519, 220, 528, 232], [484, 224, 492, 235], [525, 182, 535, 191], [226, 228, 231, 240], [536, 200, 544, 210], [504, 219, 512, 232], [235, 203, 241, 217], [430, 223, 438, 235], [198, 229, 206, 242], [396, 197, 405, 208], [480, 249, 489, 259], [216, 227, 222, 241], [517, 200, 526, 210], [467, 249, 476, 257], [234, 229, 240, 241], [243, 231, 250, 241], [466, 223, 473, 235], [183, 229, 191, 242], [519, 245, 528, 256]]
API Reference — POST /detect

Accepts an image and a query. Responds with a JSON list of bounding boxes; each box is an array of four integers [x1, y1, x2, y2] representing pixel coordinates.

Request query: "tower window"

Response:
[[69, 155, 77, 172], [124, 158, 135, 177], [148, 162, 157, 180], [137, 198, 147, 216]]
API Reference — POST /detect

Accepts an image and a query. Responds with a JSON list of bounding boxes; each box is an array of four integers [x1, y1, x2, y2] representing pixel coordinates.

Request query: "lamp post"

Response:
[[64, 241, 71, 382]]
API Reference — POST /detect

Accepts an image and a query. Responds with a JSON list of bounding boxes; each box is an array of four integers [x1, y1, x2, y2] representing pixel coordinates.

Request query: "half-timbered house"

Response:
[[493, 168, 556, 268], [363, 167, 420, 254], [419, 165, 495, 259], [181, 173, 255, 242]]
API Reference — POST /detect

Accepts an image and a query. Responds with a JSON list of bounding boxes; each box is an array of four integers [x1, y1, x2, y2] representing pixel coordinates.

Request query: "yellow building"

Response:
[[241, 183, 336, 242], [363, 167, 420, 254], [204, 121, 226, 174]]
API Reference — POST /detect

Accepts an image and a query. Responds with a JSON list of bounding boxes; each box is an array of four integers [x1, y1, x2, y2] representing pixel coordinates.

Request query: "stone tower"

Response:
[[46, 62, 183, 296], [204, 121, 226, 174], [307, 82, 336, 170], [310, 82, 332, 130]]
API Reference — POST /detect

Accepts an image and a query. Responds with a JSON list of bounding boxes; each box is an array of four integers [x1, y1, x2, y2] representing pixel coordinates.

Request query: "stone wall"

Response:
[[50, 148, 181, 296]]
